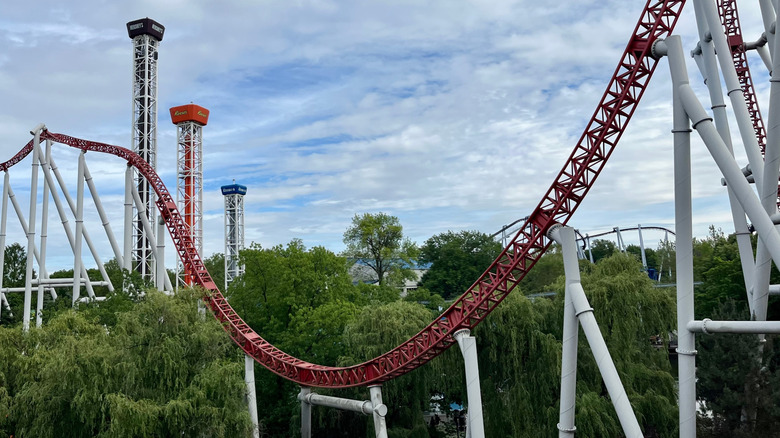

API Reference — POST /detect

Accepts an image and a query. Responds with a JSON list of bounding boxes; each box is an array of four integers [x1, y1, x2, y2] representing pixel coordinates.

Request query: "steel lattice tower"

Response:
[[222, 183, 247, 290], [171, 104, 209, 287], [127, 18, 164, 282]]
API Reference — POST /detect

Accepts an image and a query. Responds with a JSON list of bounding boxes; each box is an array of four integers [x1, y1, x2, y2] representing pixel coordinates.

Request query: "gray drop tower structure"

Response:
[[222, 183, 247, 290], [126, 18, 164, 283]]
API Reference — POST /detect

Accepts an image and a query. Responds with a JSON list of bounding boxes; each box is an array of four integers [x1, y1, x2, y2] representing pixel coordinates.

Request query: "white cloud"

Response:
[[0, 0, 773, 272]]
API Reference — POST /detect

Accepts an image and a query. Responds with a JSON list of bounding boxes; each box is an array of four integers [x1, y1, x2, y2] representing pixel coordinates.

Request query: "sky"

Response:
[[0, 0, 772, 270]]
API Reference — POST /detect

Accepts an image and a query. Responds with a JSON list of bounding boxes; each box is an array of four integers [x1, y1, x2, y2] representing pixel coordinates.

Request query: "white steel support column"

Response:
[[83, 160, 123, 269], [0, 172, 9, 320], [368, 385, 389, 438], [300, 387, 312, 438], [691, 0, 756, 305], [33, 146, 92, 299], [453, 329, 484, 438], [557, 259, 579, 438], [124, 166, 133, 272], [23, 125, 43, 332], [660, 35, 697, 438], [156, 216, 166, 292], [548, 225, 643, 438], [130, 183, 160, 284], [637, 224, 648, 270], [72, 151, 86, 305], [36, 141, 51, 326], [753, 10, 780, 327], [698, 0, 765, 190], [245, 355, 260, 438]]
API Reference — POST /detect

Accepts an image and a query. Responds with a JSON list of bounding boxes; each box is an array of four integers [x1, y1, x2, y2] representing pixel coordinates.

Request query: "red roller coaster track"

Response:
[[1, 0, 686, 388]]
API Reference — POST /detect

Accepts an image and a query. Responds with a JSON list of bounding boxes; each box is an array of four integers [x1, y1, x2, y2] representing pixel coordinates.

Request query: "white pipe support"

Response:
[[693, 0, 758, 269], [83, 160, 124, 270], [300, 387, 312, 438], [548, 225, 643, 438], [681, 85, 780, 271], [0, 172, 10, 314], [36, 141, 51, 326], [368, 385, 389, 438], [130, 182, 159, 284], [453, 329, 485, 438], [23, 127, 42, 332], [156, 216, 166, 292], [124, 165, 133, 272], [72, 151, 85, 305], [691, 1, 758, 300], [688, 319, 780, 334], [665, 35, 697, 438], [244, 355, 260, 438], [759, 0, 777, 62], [558, 252, 579, 438], [48, 154, 104, 298], [297, 392, 376, 416], [698, 0, 765, 191]]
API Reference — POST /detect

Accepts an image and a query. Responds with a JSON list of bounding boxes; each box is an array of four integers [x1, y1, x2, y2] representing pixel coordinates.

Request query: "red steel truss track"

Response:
[[1, 0, 685, 388]]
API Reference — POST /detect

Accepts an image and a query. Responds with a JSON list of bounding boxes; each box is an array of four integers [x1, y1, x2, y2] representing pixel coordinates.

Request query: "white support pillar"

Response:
[[124, 166, 133, 272], [32, 145, 92, 299], [83, 160, 124, 270], [245, 355, 260, 438], [453, 329, 485, 438], [23, 125, 43, 332], [156, 216, 166, 292], [72, 151, 86, 305], [558, 261, 579, 438], [368, 385, 389, 438], [300, 386, 312, 438], [548, 225, 643, 438], [691, 0, 757, 307], [660, 35, 697, 438], [36, 140, 51, 326], [0, 171, 9, 321]]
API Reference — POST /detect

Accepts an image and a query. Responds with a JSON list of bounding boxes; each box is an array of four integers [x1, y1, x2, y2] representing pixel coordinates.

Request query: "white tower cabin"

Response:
[[222, 183, 247, 290], [126, 18, 164, 283], [171, 104, 209, 288]]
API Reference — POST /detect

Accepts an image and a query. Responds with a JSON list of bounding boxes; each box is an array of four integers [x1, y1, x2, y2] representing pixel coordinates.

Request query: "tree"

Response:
[[419, 230, 502, 299], [343, 212, 418, 287], [0, 243, 28, 325], [204, 252, 226, 292], [0, 289, 253, 437], [476, 253, 677, 437], [586, 239, 619, 264], [227, 240, 364, 436]]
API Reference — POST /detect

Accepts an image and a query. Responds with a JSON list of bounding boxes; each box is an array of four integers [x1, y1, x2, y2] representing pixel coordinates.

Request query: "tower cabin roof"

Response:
[[127, 18, 165, 41], [170, 104, 210, 126]]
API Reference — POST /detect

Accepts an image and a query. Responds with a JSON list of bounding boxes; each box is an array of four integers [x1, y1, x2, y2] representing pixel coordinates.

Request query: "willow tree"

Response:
[[474, 252, 677, 437], [0, 290, 252, 437]]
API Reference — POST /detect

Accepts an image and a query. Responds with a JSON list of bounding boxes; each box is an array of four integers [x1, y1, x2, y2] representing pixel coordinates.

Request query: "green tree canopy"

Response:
[[343, 212, 418, 286], [0, 289, 252, 437], [419, 230, 502, 299]]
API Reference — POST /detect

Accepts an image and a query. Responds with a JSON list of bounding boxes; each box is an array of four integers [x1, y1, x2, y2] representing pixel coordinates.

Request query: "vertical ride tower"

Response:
[[222, 183, 247, 290], [127, 18, 164, 282], [171, 104, 209, 287]]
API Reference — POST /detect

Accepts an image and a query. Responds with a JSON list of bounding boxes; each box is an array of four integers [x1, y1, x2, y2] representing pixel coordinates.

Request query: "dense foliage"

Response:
[[16, 217, 771, 437], [342, 212, 419, 286], [419, 230, 502, 299], [0, 289, 252, 437]]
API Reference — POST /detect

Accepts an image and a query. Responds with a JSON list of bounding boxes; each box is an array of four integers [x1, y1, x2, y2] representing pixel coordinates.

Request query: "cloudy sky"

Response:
[[0, 0, 772, 269]]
